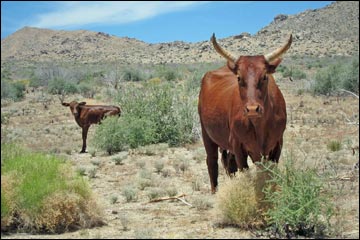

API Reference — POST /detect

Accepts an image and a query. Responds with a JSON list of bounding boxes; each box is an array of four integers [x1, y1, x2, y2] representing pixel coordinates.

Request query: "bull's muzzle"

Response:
[[244, 104, 263, 118]]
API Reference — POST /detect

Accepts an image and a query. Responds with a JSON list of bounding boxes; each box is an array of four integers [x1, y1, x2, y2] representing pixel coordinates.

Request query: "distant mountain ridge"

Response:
[[1, 1, 358, 64]]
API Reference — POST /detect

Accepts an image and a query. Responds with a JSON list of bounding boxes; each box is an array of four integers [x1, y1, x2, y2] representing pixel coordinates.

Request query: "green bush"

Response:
[[121, 68, 145, 82], [341, 57, 359, 94], [282, 67, 306, 80], [261, 155, 333, 237], [154, 65, 178, 81], [94, 80, 198, 154], [47, 78, 79, 95], [1, 80, 26, 101], [29, 75, 43, 88], [94, 115, 157, 154], [1, 112, 10, 124], [78, 82, 96, 98], [312, 65, 342, 95], [312, 57, 359, 95], [1, 143, 102, 233]]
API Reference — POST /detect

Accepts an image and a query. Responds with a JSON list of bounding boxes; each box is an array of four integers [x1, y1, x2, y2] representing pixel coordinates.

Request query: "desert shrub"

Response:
[[1, 112, 10, 124], [312, 65, 342, 95], [134, 228, 154, 239], [261, 155, 334, 238], [165, 186, 178, 197], [1, 80, 26, 101], [94, 115, 157, 154], [312, 57, 359, 95], [78, 82, 96, 98], [153, 159, 165, 174], [146, 187, 167, 200], [47, 78, 79, 95], [276, 65, 287, 74], [192, 196, 213, 210], [122, 186, 138, 202], [340, 57, 359, 94], [216, 167, 266, 228], [112, 152, 128, 165], [121, 68, 145, 82], [1, 143, 103, 233], [119, 213, 130, 231], [327, 140, 342, 152], [282, 66, 306, 80], [94, 80, 198, 154], [110, 195, 118, 204], [29, 75, 44, 88], [154, 65, 178, 81]]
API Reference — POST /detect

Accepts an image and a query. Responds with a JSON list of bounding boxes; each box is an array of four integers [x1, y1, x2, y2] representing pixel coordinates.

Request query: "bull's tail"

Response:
[[220, 149, 237, 176]]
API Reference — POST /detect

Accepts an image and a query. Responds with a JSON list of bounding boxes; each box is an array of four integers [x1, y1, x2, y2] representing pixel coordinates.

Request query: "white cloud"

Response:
[[31, 1, 208, 28]]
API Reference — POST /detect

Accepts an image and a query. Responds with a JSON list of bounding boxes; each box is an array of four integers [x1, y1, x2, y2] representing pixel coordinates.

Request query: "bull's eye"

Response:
[[238, 76, 246, 87], [257, 75, 268, 89]]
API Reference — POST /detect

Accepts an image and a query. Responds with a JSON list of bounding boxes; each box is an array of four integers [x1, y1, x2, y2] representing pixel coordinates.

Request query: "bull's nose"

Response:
[[244, 105, 262, 117]]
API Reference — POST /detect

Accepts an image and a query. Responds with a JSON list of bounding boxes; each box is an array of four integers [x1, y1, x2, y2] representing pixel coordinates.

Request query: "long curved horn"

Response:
[[264, 34, 293, 62], [211, 33, 236, 63]]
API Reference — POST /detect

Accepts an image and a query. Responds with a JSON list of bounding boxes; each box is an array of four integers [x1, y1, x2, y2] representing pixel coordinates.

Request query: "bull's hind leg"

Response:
[[201, 128, 219, 194]]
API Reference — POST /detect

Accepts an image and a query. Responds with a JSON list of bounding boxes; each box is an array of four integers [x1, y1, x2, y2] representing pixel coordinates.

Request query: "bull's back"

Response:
[[81, 105, 120, 125]]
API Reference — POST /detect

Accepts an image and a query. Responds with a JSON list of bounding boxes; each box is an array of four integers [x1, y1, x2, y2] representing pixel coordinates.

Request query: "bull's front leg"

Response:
[[80, 126, 90, 153]]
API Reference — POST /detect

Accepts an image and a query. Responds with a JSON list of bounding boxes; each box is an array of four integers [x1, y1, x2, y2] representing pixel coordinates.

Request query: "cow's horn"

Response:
[[211, 33, 236, 63], [264, 34, 292, 63]]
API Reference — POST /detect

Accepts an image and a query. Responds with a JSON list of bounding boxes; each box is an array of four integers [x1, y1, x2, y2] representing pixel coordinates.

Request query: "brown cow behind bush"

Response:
[[62, 100, 121, 153]]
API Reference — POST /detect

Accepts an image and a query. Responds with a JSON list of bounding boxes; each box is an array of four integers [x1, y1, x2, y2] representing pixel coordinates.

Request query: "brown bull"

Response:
[[61, 100, 121, 153], [198, 33, 292, 193]]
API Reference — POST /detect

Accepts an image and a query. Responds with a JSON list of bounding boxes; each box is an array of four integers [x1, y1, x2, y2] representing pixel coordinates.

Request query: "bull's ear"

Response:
[[79, 102, 86, 106], [62, 102, 70, 107], [227, 60, 237, 74], [266, 58, 282, 74]]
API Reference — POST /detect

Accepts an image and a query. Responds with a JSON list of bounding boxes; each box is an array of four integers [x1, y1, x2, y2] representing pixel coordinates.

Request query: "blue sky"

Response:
[[1, 1, 334, 43]]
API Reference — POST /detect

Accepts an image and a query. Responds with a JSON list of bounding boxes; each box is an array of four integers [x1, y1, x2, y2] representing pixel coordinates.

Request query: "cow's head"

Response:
[[211, 33, 292, 118], [61, 101, 86, 118]]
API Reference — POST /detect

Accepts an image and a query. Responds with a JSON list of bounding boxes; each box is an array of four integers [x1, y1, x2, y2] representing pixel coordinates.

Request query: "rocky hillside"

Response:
[[1, 1, 358, 64]]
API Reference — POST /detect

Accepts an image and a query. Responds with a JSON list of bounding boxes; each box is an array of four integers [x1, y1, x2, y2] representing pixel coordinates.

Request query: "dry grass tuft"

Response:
[[1, 174, 20, 231], [215, 166, 271, 229], [32, 192, 104, 233]]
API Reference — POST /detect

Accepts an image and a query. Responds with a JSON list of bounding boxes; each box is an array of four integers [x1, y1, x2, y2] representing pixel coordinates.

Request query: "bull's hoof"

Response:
[[79, 150, 87, 154]]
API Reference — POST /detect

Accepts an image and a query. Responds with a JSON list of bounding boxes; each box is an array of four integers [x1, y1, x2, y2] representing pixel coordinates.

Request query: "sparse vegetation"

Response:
[[88, 167, 97, 178], [154, 159, 165, 174], [122, 186, 138, 202], [327, 140, 342, 152], [146, 187, 167, 201], [110, 195, 118, 204], [119, 213, 130, 231], [1, 22, 358, 238], [192, 196, 213, 210]]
